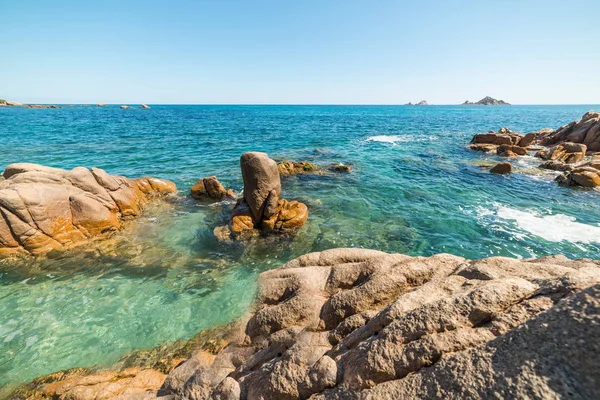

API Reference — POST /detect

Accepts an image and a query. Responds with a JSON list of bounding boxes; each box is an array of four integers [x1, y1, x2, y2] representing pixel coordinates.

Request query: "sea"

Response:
[[1, 104, 599, 386]]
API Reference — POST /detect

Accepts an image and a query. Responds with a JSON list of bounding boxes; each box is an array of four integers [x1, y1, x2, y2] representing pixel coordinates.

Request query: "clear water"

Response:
[[1, 104, 600, 386]]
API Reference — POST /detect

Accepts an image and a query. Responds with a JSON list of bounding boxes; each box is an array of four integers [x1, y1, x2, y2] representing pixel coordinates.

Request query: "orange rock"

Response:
[[0, 163, 176, 257], [490, 162, 513, 174], [190, 176, 230, 201]]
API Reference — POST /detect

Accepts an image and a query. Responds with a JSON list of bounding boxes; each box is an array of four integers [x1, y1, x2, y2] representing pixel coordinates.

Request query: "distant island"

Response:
[[405, 100, 428, 105], [463, 96, 510, 105]]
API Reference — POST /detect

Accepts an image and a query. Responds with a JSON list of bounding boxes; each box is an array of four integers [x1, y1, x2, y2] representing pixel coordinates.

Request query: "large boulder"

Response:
[[162, 249, 600, 399], [241, 152, 281, 221], [557, 165, 600, 188], [497, 144, 528, 157], [536, 142, 587, 164], [540, 111, 600, 152], [0, 163, 176, 257]]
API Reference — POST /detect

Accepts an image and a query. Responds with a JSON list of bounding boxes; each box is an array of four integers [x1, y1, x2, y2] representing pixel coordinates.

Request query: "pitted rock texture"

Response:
[[36, 368, 166, 400], [0, 163, 176, 257], [163, 248, 600, 399]]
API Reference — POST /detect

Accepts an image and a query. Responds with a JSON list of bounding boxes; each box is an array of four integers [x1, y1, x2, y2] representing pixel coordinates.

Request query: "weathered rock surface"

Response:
[[33, 368, 166, 400], [215, 153, 308, 241], [240, 152, 281, 222], [557, 164, 600, 188], [0, 99, 24, 106], [490, 162, 512, 174], [190, 176, 235, 202], [540, 111, 600, 152], [536, 142, 587, 164], [497, 144, 528, 157], [162, 249, 600, 400], [0, 163, 176, 257], [141, 104, 151, 109], [470, 127, 522, 148]]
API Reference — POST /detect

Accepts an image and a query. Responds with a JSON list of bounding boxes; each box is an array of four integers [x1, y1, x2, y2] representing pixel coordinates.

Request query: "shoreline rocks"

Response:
[[159, 249, 600, 399], [0, 163, 176, 257], [467, 111, 600, 188]]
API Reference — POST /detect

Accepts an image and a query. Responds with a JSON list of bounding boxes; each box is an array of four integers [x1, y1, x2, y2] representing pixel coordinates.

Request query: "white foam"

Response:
[[496, 206, 600, 244], [365, 135, 437, 144], [366, 135, 409, 143]]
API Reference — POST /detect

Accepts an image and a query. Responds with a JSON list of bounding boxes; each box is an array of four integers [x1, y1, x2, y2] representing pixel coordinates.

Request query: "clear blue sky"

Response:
[[1, 0, 598, 104]]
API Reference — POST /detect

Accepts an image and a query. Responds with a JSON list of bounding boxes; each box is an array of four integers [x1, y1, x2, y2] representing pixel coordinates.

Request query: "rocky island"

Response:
[[463, 96, 510, 105]]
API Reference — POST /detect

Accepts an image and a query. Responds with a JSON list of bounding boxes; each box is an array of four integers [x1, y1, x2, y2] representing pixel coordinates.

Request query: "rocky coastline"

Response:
[[3, 118, 600, 399], [10, 249, 600, 399], [467, 110, 600, 188]]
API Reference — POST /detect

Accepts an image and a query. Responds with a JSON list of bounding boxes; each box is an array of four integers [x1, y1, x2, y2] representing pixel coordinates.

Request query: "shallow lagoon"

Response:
[[1, 104, 600, 386]]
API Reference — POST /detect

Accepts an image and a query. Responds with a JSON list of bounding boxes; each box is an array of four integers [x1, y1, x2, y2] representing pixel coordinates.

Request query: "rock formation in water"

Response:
[[214, 152, 308, 241], [25, 104, 62, 109], [277, 160, 352, 176], [463, 96, 511, 105], [467, 111, 600, 188], [190, 176, 235, 201], [0, 99, 24, 106], [277, 161, 320, 176], [0, 163, 176, 257], [159, 248, 600, 399], [120, 105, 131, 109], [141, 104, 151, 109], [417, 100, 428, 105], [490, 162, 512, 174]]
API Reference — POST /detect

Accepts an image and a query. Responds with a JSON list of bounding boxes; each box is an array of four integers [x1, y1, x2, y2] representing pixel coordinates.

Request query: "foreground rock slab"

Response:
[[163, 248, 600, 399], [0, 163, 176, 257]]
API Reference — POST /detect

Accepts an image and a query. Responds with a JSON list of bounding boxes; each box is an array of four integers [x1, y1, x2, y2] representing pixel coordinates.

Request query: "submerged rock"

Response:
[[0, 163, 176, 257], [490, 162, 512, 174], [190, 176, 235, 202], [120, 105, 131, 109], [162, 249, 600, 399], [328, 163, 352, 173], [277, 160, 319, 176]]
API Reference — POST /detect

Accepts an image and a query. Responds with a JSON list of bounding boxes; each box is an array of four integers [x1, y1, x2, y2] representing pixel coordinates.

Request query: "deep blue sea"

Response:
[[1, 104, 600, 387]]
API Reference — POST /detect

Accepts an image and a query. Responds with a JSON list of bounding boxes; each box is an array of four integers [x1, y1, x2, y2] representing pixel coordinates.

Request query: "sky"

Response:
[[0, 0, 598, 105]]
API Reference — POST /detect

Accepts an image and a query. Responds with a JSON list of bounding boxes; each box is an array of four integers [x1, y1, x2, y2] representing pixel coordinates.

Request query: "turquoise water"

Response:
[[1, 104, 600, 386]]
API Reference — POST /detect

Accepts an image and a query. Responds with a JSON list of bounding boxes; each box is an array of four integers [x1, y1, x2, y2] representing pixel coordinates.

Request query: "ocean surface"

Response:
[[1, 104, 600, 387]]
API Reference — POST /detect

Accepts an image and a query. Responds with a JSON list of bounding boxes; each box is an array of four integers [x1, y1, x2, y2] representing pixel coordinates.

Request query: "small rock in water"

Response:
[[490, 162, 512, 174]]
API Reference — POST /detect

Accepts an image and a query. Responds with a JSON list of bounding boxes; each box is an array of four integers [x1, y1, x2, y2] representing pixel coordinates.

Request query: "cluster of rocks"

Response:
[[463, 96, 511, 105], [0, 99, 62, 108], [0, 163, 176, 257], [277, 160, 352, 176], [405, 100, 428, 106], [467, 111, 600, 187], [157, 248, 600, 399], [213, 152, 308, 241]]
